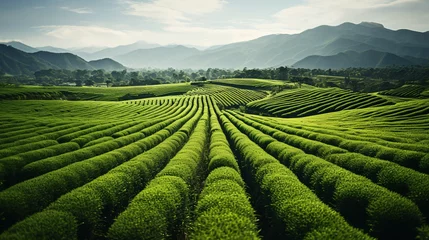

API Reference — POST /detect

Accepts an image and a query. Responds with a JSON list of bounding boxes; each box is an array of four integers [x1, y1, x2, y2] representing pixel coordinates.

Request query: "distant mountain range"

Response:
[[293, 50, 429, 69], [2, 22, 429, 72], [0, 44, 126, 75], [114, 45, 200, 68]]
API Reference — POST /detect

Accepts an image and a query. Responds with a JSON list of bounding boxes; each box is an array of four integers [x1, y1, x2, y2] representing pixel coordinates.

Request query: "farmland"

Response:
[[0, 80, 428, 240]]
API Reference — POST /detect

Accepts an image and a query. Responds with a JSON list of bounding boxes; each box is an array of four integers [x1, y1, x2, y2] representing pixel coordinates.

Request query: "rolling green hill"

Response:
[[247, 88, 394, 117], [0, 45, 57, 75], [88, 58, 126, 71], [0, 44, 127, 75]]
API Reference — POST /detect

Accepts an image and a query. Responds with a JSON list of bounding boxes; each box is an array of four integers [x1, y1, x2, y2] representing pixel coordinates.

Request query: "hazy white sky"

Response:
[[1, 0, 428, 48]]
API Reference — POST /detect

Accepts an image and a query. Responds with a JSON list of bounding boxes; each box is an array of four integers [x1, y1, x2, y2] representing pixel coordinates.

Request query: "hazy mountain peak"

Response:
[[359, 22, 385, 28]]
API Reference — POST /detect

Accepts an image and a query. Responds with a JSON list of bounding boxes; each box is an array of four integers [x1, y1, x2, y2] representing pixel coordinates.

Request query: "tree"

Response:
[[85, 79, 95, 86], [74, 70, 90, 82], [111, 71, 123, 82], [90, 70, 106, 83], [206, 68, 212, 80], [277, 66, 289, 80], [75, 79, 83, 87]]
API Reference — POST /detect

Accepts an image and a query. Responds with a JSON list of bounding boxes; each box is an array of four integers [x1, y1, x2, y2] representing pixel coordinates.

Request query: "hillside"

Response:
[[0, 45, 127, 75], [247, 88, 394, 117], [33, 51, 95, 71], [5, 22, 429, 69], [179, 22, 429, 68], [292, 50, 429, 69], [0, 90, 428, 239], [88, 58, 126, 71], [1, 41, 40, 53], [0, 45, 57, 75]]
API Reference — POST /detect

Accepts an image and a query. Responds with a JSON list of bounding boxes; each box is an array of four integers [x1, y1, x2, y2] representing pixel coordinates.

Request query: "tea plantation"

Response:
[[0, 81, 428, 240]]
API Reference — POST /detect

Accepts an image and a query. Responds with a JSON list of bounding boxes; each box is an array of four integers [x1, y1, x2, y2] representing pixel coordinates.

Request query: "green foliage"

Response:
[[0, 210, 78, 240], [247, 88, 393, 117], [380, 85, 427, 98], [219, 114, 371, 239]]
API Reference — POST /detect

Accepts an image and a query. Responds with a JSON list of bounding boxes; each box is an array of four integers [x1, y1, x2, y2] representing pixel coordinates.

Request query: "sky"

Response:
[[0, 0, 428, 49]]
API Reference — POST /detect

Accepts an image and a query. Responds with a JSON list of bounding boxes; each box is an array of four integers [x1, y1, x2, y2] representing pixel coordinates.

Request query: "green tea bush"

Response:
[[0, 140, 58, 159], [288, 154, 424, 239], [20, 133, 144, 180], [219, 114, 371, 239], [327, 153, 429, 219], [82, 136, 114, 147], [0, 210, 78, 240], [0, 142, 80, 187], [191, 99, 259, 239], [56, 123, 116, 143]]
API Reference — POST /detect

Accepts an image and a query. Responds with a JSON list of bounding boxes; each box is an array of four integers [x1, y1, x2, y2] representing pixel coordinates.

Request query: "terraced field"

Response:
[[380, 85, 427, 98], [0, 83, 196, 101], [247, 88, 394, 117], [0, 85, 428, 240], [186, 84, 267, 108], [209, 78, 286, 89]]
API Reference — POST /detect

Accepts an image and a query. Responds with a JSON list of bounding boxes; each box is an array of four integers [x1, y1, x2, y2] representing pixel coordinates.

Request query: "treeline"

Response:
[[0, 66, 428, 88]]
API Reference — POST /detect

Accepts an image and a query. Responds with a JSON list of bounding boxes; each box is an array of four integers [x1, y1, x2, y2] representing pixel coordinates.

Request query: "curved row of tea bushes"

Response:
[[224, 112, 424, 239], [247, 88, 393, 117], [0, 122, 88, 147], [0, 98, 207, 240], [57, 123, 118, 143], [0, 126, 48, 139], [0, 140, 58, 159], [0, 97, 201, 230], [279, 121, 429, 153], [20, 133, 145, 180], [0, 142, 80, 188], [380, 85, 426, 98], [126, 97, 178, 106], [108, 99, 209, 240], [234, 112, 428, 173], [72, 121, 137, 145], [327, 153, 429, 219], [186, 85, 266, 108], [190, 98, 259, 240], [0, 121, 44, 132], [218, 113, 371, 239], [112, 98, 190, 138], [82, 136, 114, 147]]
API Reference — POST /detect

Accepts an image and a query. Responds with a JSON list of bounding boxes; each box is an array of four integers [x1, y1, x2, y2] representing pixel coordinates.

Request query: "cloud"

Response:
[[123, 0, 226, 25], [60, 6, 93, 14], [33, 24, 271, 48], [0, 39, 22, 43], [26, 0, 428, 49], [264, 0, 426, 32]]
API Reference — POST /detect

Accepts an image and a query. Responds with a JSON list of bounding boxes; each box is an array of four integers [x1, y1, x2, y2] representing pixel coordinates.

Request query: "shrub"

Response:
[[0, 210, 78, 240]]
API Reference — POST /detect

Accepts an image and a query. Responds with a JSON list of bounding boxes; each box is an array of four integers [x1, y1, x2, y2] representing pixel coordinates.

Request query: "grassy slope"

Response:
[[0, 83, 196, 101]]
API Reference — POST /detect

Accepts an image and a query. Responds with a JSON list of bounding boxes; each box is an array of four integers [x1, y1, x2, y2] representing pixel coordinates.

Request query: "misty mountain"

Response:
[[293, 50, 429, 69], [68, 46, 106, 54], [179, 22, 429, 69], [2, 22, 429, 69], [89, 58, 126, 71], [37, 46, 69, 53], [0, 44, 57, 75], [1, 41, 40, 53], [114, 45, 200, 69], [0, 44, 126, 75], [33, 51, 95, 70], [86, 41, 161, 61]]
